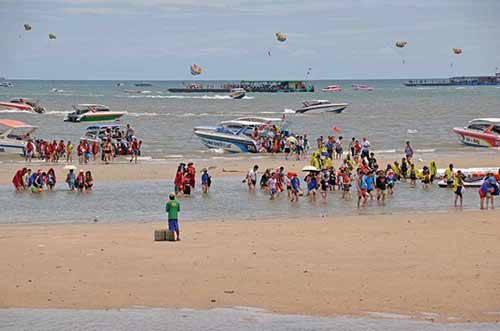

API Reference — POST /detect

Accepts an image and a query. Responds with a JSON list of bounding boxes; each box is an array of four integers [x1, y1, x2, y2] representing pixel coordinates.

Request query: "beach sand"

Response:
[[1, 149, 499, 185], [1, 210, 500, 323]]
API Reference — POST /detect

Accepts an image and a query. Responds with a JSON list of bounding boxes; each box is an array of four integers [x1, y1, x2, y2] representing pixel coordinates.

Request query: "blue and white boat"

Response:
[[193, 126, 258, 153]]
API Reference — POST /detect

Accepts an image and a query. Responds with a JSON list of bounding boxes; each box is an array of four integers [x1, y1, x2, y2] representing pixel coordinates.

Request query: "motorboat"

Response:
[[229, 88, 246, 99], [194, 117, 285, 135], [124, 89, 150, 94], [0, 119, 37, 154], [0, 82, 14, 87], [452, 118, 500, 147], [294, 100, 349, 114], [0, 98, 45, 113], [322, 85, 342, 92], [193, 126, 258, 153], [134, 82, 152, 87], [80, 123, 123, 143], [64, 104, 125, 122], [352, 84, 373, 91]]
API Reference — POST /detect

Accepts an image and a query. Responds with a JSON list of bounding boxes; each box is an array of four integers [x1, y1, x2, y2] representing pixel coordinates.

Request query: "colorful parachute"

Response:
[[453, 48, 462, 55], [23, 24, 32, 31], [395, 41, 407, 48], [275, 32, 287, 42], [190, 64, 202, 76], [48, 33, 57, 40]]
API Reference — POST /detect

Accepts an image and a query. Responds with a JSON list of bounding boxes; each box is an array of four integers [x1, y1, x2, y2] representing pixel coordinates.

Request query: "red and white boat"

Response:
[[0, 98, 45, 113], [452, 118, 500, 147], [352, 84, 373, 91], [322, 85, 342, 92]]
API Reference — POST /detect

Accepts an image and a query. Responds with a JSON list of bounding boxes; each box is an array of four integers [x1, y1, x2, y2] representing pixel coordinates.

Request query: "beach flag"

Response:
[[332, 125, 340, 133]]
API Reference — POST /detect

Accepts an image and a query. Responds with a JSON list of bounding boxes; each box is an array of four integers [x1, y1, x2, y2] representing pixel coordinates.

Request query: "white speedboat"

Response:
[[64, 104, 125, 122], [452, 118, 500, 148], [0, 119, 37, 154], [194, 117, 284, 135], [229, 88, 246, 99], [193, 126, 258, 153], [0, 82, 14, 87], [322, 85, 342, 92], [352, 84, 373, 91], [0, 98, 45, 113], [294, 100, 349, 114]]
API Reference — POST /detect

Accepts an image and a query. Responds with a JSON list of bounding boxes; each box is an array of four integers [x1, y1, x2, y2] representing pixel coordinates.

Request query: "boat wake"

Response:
[[127, 94, 254, 100]]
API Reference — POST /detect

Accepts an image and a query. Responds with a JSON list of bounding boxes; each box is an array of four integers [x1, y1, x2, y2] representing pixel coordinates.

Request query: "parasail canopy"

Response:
[[452, 48, 462, 55], [48, 33, 56, 40], [23, 24, 32, 31], [275, 32, 287, 42], [395, 41, 407, 48], [190, 64, 202, 76]]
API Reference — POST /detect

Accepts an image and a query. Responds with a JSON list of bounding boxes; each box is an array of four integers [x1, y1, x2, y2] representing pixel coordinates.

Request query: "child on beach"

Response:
[[356, 169, 369, 208], [269, 173, 278, 200], [76, 170, 86, 192], [201, 168, 211, 193], [341, 170, 352, 199], [421, 166, 430, 189], [307, 171, 318, 202], [46, 168, 56, 191]]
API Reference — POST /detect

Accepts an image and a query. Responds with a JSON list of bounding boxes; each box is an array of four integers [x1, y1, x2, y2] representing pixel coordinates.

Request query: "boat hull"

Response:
[[194, 130, 257, 153], [230, 92, 246, 99], [295, 104, 348, 114], [0, 102, 33, 112], [0, 140, 25, 154], [66, 113, 124, 122], [452, 128, 500, 147]]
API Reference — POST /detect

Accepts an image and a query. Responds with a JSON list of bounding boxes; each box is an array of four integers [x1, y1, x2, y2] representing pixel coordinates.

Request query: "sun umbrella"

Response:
[[64, 165, 77, 170], [301, 165, 319, 172]]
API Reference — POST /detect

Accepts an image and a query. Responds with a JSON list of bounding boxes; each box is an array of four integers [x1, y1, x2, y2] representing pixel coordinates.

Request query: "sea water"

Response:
[[0, 307, 498, 331], [0, 177, 480, 225], [1, 79, 499, 161]]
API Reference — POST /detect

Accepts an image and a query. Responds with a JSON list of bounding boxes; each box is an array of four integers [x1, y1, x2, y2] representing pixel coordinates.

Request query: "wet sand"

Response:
[[1, 210, 500, 322], [1, 149, 499, 185]]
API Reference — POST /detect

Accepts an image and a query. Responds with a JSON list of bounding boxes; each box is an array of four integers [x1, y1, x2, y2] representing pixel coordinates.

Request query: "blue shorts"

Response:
[[168, 219, 179, 232]]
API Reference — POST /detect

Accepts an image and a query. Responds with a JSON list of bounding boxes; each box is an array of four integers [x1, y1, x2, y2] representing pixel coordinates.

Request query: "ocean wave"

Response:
[[127, 112, 164, 117], [44, 110, 72, 115], [127, 94, 253, 100], [414, 148, 436, 153]]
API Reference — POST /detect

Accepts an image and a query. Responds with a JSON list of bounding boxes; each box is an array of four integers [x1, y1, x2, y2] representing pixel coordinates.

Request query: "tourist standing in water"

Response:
[[453, 170, 464, 208], [405, 141, 414, 163], [166, 193, 181, 241], [201, 168, 211, 193], [246, 165, 259, 190]]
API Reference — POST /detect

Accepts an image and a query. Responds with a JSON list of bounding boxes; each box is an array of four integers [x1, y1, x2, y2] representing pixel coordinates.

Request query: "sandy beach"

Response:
[[1, 210, 500, 323], [1, 149, 500, 185]]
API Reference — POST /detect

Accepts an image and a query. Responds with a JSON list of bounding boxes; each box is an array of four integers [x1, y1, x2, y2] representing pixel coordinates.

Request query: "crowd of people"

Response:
[[173, 162, 212, 195], [245, 137, 500, 209], [22, 124, 141, 164], [12, 167, 94, 193]]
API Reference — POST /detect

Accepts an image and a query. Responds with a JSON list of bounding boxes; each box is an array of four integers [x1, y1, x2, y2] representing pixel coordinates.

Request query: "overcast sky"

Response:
[[1, 0, 499, 80]]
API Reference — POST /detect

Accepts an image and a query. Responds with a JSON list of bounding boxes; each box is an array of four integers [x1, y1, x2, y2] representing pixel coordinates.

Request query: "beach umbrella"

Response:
[[64, 165, 77, 170], [301, 165, 319, 172]]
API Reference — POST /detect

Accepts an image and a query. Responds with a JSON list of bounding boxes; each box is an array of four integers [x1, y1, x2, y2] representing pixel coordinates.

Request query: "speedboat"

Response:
[[294, 100, 349, 114], [452, 118, 500, 147], [322, 85, 342, 92], [0, 119, 37, 154], [80, 123, 123, 143], [0, 82, 14, 87], [229, 88, 246, 99], [0, 98, 45, 113], [194, 117, 285, 135], [193, 126, 258, 153], [352, 84, 373, 91], [64, 104, 126, 122]]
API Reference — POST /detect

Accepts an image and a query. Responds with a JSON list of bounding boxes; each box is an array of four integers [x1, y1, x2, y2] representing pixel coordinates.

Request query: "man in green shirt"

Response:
[[166, 193, 181, 241]]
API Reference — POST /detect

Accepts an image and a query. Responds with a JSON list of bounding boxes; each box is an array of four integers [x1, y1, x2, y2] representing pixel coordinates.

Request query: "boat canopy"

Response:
[[0, 119, 36, 128], [85, 124, 121, 130], [469, 118, 500, 124]]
